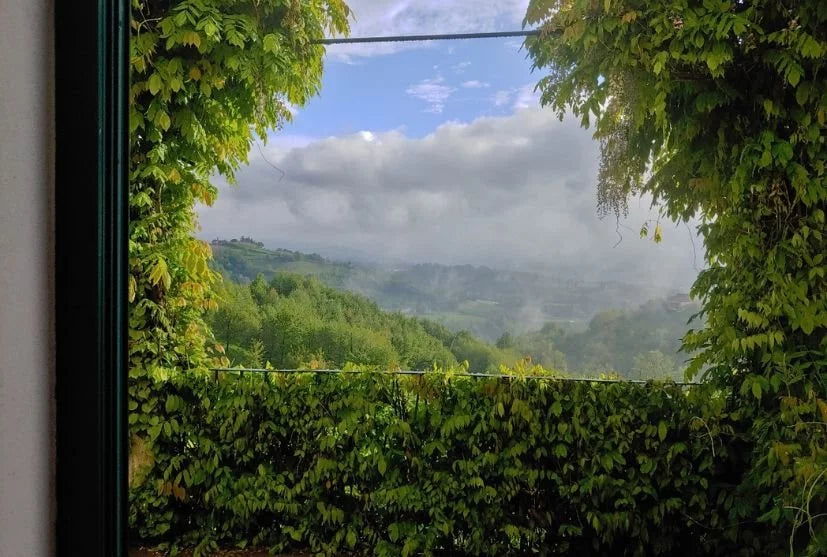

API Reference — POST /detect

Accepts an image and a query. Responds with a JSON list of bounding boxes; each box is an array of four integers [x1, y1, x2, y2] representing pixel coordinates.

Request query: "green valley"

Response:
[[210, 238, 698, 379], [210, 238, 688, 337]]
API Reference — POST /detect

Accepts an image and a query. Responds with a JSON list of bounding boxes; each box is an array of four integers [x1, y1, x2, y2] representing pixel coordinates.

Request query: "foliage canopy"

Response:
[[127, 0, 349, 445], [210, 273, 460, 371], [127, 0, 350, 546], [525, 0, 827, 552]]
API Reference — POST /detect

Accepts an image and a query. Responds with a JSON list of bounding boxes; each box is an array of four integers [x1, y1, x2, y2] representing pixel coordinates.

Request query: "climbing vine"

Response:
[[524, 0, 826, 552], [126, 0, 350, 485], [125, 0, 827, 553]]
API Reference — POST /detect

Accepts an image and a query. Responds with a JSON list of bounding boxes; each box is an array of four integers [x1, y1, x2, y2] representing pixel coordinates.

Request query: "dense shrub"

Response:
[[129, 369, 772, 556]]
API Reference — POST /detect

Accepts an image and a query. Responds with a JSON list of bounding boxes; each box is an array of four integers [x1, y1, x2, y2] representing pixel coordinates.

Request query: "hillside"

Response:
[[210, 238, 680, 341], [504, 299, 698, 380], [208, 272, 524, 373], [209, 240, 699, 379]]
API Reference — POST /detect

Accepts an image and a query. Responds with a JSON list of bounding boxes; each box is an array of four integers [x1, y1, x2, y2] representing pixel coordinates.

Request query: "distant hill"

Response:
[[208, 272, 523, 373], [210, 238, 682, 342], [505, 299, 699, 380]]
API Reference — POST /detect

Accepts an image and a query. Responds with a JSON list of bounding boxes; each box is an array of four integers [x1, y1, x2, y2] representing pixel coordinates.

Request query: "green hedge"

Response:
[[129, 370, 768, 556]]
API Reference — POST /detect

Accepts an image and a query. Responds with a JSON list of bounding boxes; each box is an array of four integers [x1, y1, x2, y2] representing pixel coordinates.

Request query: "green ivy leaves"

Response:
[[525, 0, 827, 552], [127, 4, 351, 554], [130, 370, 748, 555]]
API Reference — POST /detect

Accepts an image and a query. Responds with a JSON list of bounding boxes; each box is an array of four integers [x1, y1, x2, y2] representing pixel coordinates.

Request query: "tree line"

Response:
[[210, 271, 692, 380]]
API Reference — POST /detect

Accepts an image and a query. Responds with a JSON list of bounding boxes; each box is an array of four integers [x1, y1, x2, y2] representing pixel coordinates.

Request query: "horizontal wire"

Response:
[[209, 367, 700, 386], [313, 30, 539, 45]]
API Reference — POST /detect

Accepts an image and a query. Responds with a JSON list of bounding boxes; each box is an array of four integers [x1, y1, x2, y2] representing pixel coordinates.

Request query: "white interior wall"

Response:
[[0, 0, 55, 555]]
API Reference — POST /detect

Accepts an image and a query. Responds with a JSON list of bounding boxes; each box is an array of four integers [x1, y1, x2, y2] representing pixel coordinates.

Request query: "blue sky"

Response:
[[284, 38, 537, 139], [198, 0, 702, 290]]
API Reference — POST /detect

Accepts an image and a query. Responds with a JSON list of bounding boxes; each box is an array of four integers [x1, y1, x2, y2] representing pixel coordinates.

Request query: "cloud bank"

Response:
[[198, 108, 702, 289]]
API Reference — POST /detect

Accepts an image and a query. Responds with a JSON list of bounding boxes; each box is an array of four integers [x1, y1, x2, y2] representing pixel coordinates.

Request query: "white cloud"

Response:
[[452, 61, 472, 73], [406, 76, 456, 114], [252, 134, 318, 167], [489, 84, 540, 110], [333, 53, 363, 66], [492, 90, 512, 107], [462, 80, 490, 88], [512, 83, 540, 110], [199, 109, 702, 289]]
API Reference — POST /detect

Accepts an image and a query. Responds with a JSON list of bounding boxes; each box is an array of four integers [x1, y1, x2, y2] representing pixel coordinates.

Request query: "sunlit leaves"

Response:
[[130, 369, 742, 555], [526, 0, 826, 550], [128, 275, 137, 303], [127, 3, 351, 546], [147, 73, 162, 95], [128, 0, 349, 352], [653, 223, 663, 244], [262, 33, 279, 53], [149, 257, 172, 291]]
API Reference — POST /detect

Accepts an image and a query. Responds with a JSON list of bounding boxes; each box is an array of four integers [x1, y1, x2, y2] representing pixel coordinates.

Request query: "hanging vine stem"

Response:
[[785, 468, 826, 557], [134, 16, 162, 38], [413, 381, 421, 423], [255, 141, 286, 182], [690, 416, 716, 458]]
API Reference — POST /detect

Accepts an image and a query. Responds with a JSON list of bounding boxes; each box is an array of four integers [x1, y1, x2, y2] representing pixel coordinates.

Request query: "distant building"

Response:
[[211, 237, 264, 248]]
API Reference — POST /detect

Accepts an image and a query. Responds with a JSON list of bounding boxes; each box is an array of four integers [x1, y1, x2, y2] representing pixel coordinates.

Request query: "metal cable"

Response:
[[313, 30, 539, 45], [209, 367, 700, 386]]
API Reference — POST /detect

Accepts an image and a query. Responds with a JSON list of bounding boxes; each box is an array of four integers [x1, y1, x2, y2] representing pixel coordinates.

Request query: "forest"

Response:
[[210, 238, 676, 340], [209, 263, 694, 381]]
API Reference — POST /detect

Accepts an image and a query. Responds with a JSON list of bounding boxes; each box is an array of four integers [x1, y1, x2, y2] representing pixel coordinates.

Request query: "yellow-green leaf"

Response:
[[752, 381, 762, 400], [149, 257, 171, 290], [157, 111, 171, 131], [148, 73, 162, 95], [653, 223, 663, 243]]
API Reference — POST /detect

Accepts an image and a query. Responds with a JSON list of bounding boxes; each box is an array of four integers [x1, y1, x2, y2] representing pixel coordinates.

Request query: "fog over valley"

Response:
[[195, 16, 705, 376], [198, 108, 703, 293]]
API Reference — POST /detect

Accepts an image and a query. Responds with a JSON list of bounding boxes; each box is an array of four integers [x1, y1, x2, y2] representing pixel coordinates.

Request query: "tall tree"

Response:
[[525, 1, 826, 552]]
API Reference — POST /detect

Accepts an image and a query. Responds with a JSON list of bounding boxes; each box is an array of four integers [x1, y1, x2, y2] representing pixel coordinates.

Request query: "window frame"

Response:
[[55, 1, 130, 554]]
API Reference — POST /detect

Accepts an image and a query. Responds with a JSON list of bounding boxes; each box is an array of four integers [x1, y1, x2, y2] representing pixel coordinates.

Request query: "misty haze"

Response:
[[199, 109, 702, 289], [195, 3, 705, 381]]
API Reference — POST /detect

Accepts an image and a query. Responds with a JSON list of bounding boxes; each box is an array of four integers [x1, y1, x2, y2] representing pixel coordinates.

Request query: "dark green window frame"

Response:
[[55, 1, 129, 555]]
